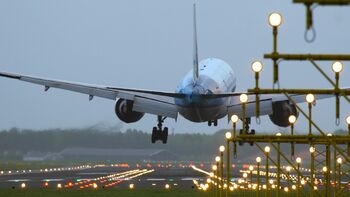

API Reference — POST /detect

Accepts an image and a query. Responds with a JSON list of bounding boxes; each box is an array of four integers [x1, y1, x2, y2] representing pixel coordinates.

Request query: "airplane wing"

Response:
[[0, 71, 182, 119]]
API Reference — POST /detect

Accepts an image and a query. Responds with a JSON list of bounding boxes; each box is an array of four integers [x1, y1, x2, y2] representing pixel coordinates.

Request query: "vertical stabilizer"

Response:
[[193, 3, 199, 84]]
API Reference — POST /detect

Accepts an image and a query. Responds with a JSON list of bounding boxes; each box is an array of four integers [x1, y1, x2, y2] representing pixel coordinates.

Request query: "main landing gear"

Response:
[[208, 120, 218, 126], [239, 118, 255, 146], [151, 116, 168, 144]]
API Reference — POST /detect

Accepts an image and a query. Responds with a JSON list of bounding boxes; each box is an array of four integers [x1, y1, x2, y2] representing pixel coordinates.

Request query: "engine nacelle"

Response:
[[269, 101, 299, 127], [115, 99, 144, 123]]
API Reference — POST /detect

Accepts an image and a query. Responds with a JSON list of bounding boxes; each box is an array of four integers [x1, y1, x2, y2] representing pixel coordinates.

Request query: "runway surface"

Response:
[[0, 163, 208, 190]]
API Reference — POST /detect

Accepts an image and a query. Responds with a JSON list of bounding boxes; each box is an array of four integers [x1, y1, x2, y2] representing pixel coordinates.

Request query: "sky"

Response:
[[0, 0, 349, 134]]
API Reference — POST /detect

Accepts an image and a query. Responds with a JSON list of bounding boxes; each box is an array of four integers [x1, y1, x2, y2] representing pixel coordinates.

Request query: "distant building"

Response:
[[23, 151, 62, 161], [58, 147, 178, 162]]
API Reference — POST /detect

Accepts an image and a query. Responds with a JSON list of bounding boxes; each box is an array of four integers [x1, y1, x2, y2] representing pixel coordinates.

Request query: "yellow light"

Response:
[[225, 132, 232, 140], [215, 156, 221, 162], [93, 183, 98, 189], [276, 132, 282, 136], [337, 158, 343, 164], [292, 185, 296, 190], [57, 183, 62, 189], [21, 183, 26, 189], [301, 179, 305, 185], [322, 166, 327, 172], [327, 133, 333, 136], [231, 114, 239, 123], [286, 166, 291, 172], [252, 61, 263, 73], [284, 187, 289, 192], [212, 165, 218, 171], [306, 94, 315, 103], [249, 165, 254, 171], [129, 184, 134, 189], [219, 145, 225, 152], [346, 116, 350, 125], [332, 61, 343, 73], [269, 180, 274, 184], [239, 94, 249, 103], [206, 178, 211, 183], [256, 157, 261, 163], [268, 12, 282, 27], [243, 173, 248, 178], [288, 115, 297, 124], [165, 184, 170, 189], [264, 146, 270, 153], [209, 172, 214, 177], [296, 157, 301, 164], [262, 184, 267, 189], [309, 146, 315, 153]]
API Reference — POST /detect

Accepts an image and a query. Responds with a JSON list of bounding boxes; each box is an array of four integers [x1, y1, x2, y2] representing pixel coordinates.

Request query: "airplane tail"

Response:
[[193, 3, 199, 84]]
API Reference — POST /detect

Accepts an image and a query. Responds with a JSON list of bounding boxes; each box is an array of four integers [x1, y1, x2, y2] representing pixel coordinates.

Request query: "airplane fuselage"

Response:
[[175, 58, 236, 122]]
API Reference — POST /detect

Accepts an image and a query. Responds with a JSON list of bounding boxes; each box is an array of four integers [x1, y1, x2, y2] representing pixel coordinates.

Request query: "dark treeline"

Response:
[[0, 127, 226, 160], [0, 127, 347, 160]]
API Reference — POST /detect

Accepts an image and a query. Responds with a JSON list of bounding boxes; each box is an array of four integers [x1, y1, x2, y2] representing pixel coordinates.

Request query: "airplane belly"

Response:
[[177, 104, 226, 122]]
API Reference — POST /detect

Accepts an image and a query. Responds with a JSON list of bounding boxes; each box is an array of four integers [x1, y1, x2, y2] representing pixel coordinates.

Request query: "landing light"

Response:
[[239, 94, 248, 104], [231, 114, 239, 123], [215, 156, 221, 162], [225, 132, 232, 140], [256, 157, 261, 163], [252, 61, 263, 73], [219, 145, 225, 152], [306, 94, 315, 103], [288, 115, 297, 124]]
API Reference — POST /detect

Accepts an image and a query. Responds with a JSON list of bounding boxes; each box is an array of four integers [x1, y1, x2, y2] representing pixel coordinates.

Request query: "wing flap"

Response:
[[133, 97, 178, 119], [227, 99, 273, 118]]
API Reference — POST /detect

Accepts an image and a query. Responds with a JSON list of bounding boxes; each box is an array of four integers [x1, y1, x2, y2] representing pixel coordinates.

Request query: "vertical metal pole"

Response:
[[291, 124, 295, 159], [257, 162, 260, 197], [220, 153, 224, 197], [272, 26, 278, 84], [308, 103, 312, 136], [310, 145, 315, 197], [265, 152, 269, 197], [233, 123, 237, 159], [277, 142, 280, 197], [297, 163, 300, 197], [255, 72, 260, 119], [338, 163, 341, 194], [333, 148, 337, 197], [335, 72, 340, 123], [326, 144, 331, 197], [216, 162, 219, 197], [226, 140, 230, 197], [242, 104, 246, 134]]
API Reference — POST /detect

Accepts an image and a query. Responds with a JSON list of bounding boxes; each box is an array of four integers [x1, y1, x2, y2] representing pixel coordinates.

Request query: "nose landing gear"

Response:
[[238, 118, 255, 146], [151, 116, 168, 144]]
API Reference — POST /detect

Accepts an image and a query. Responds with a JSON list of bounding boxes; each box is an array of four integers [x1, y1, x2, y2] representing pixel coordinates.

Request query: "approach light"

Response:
[[264, 146, 270, 153], [212, 165, 218, 171], [165, 184, 170, 189], [225, 132, 232, 140], [288, 115, 297, 124], [252, 61, 263, 73], [243, 173, 248, 178], [276, 132, 282, 136], [322, 166, 328, 172], [129, 184, 134, 189], [332, 61, 343, 73], [240, 94, 249, 104], [21, 183, 26, 189], [215, 156, 221, 162], [296, 157, 302, 164], [93, 183, 98, 189], [306, 94, 315, 103], [337, 158, 343, 164], [346, 116, 350, 125], [57, 183, 62, 189], [309, 146, 315, 153], [249, 165, 254, 171], [286, 166, 291, 172], [256, 157, 261, 163], [268, 12, 282, 27], [219, 145, 225, 152], [231, 114, 239, 123]]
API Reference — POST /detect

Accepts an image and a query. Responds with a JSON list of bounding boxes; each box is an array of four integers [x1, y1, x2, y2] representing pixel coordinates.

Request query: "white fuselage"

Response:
[[175, 58, 236, 122]]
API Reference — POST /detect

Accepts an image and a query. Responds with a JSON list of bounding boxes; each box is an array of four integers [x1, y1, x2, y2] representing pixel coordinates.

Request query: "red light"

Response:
[[43, 182, 49, 187]]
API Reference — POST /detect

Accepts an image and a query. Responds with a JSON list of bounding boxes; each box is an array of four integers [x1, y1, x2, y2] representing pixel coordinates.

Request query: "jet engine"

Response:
[[115, 99, 144, 123], [269, 101, 299, 127]]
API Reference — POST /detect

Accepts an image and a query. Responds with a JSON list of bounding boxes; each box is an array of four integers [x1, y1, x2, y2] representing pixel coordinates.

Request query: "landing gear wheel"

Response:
[[151, 127, 157, 143], [162, 127, 168, 144], [213, 120, 218, 126]]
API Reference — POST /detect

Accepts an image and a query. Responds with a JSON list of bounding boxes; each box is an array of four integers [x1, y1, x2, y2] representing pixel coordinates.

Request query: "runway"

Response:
[[0, 163, 207, 190]]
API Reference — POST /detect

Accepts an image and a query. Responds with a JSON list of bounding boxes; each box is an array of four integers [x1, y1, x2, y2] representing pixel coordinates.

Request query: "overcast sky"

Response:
[[0, 0, 349, 134]]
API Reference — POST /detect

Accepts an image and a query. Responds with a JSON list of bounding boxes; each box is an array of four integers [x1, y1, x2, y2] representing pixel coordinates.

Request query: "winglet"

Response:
[[193, 3, 199, 84]]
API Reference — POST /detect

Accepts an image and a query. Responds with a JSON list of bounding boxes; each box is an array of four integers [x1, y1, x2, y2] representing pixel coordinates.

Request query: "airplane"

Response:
[[0, 4, 339, 144]]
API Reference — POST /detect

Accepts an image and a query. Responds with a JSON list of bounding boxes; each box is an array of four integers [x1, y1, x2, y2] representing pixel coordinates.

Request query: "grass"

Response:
[[0, 189, 208, 197]]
